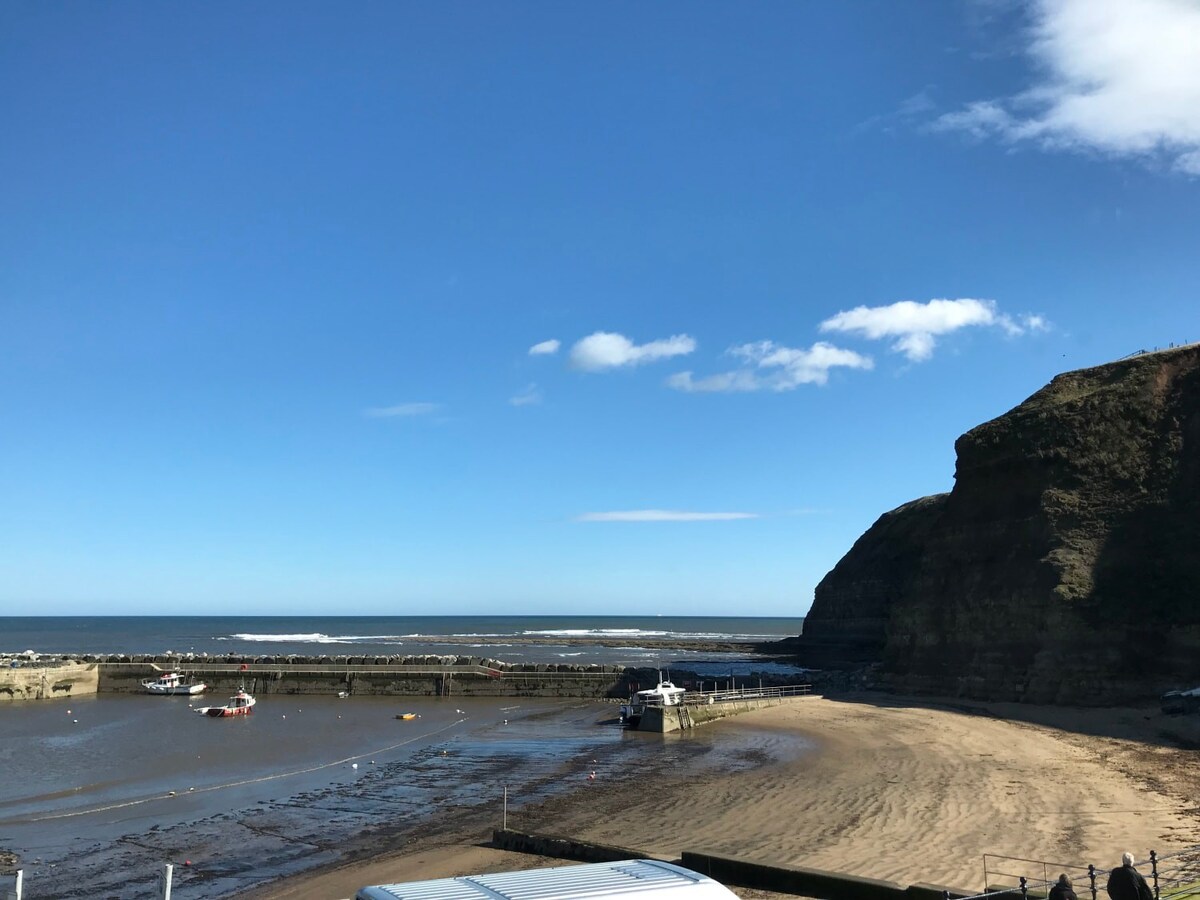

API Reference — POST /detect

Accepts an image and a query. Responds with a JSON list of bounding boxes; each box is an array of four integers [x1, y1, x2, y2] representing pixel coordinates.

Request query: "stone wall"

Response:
[[0, 662, 99, 701], [639, 694, 813, 733], [94, 655, 628, 699]]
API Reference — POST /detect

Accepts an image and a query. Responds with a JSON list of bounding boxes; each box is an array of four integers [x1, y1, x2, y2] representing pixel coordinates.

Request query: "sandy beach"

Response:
[[253, 694, 1200, 900]]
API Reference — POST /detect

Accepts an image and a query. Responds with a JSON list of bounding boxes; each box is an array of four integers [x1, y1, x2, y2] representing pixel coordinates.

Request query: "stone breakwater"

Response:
[[1, 653, 629, 701], [2, 652, 807, 702], [0, 659, 99, 700]]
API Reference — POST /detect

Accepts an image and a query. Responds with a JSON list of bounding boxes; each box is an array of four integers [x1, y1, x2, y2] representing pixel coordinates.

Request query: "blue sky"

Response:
[[2, 1, 1198, 616]]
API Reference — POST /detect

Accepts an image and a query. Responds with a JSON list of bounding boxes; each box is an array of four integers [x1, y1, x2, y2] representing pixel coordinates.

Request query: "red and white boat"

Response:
[[195, 689, 256, 717]]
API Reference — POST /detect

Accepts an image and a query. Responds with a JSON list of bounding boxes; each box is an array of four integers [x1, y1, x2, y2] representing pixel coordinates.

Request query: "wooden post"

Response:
[[503, 785, 508, 830], [158, 863, 173, 900]]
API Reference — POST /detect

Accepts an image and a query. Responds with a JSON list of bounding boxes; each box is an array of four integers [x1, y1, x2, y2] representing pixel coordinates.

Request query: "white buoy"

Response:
[[351, 763, 358, 769]]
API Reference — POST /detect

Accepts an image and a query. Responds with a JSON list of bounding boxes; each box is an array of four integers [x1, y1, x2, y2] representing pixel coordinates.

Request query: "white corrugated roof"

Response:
[[355, 859, 739, 900]]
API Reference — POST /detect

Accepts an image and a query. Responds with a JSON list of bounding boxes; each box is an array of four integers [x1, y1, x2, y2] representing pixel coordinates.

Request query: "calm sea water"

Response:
[[0, 615, 805, 675], [0, 616, 811, 898], [0, 693, 812, 899]]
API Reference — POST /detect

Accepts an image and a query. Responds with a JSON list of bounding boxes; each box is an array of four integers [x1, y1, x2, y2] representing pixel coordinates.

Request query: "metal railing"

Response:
[[680, 684, 811, 705], [958, 845, 1200, 900]]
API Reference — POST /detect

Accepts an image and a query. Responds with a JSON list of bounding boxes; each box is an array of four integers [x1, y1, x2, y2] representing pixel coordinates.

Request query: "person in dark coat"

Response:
[[1050, 874, 1079, 900], [1106, 852, 1154, 900]]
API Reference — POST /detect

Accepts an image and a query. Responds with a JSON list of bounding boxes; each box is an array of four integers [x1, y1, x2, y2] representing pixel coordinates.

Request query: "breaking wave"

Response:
[[223, 633, 406, 644]]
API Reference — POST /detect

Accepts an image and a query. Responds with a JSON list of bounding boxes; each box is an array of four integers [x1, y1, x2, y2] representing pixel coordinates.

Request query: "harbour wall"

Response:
[[0, 662, 99, 701], [639, 692, 814, 733], [2, 655, 806, 703], [93, 655, 629, 699]]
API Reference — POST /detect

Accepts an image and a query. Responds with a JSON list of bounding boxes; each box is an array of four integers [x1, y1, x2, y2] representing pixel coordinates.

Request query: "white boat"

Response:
[[1161, 685, 1200, 715], [619, 675, 687, 726], [142, 672, 207, 695], [195, 689, 256, 717]]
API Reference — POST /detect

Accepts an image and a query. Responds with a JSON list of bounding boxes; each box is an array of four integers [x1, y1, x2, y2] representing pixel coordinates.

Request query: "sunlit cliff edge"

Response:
[[796, 343, 1200, 704]]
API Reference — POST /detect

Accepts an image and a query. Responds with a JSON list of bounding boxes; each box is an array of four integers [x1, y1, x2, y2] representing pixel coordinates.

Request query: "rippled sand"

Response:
[[255, 695, 1200, 900]]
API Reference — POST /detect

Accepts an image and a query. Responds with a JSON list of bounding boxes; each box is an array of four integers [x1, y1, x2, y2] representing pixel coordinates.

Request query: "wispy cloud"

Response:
[[856, 88, 938, 134], [933, 0, 1200, 175], [575, 509, 759, 522], [364, 402, 439, 418], [569, 331, 696, 372], [528, 339, 561, 356], [819, 298, 1047, 362], [509, 383, 542, 407], [668, 341, 873, 393]]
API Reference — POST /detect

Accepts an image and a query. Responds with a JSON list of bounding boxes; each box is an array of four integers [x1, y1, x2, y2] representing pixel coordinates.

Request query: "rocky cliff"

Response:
[[798, 344, 1200, 704]]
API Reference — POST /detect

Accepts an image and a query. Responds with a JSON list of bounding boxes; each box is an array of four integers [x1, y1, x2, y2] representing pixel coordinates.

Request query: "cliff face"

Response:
[[799, 345, 1200, 704]]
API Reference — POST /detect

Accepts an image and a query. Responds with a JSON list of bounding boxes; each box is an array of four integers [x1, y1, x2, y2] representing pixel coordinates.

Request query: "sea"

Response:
[[0, 616, 808, 899], [0, 614, 805, 674]]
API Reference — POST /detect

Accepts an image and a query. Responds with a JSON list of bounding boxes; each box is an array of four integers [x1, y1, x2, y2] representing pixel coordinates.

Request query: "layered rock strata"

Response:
[[798, 345, 1200, 704]]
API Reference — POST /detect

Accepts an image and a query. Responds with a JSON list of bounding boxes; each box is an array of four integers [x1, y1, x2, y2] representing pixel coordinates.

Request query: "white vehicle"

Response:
[[355, 859, 739, 900]]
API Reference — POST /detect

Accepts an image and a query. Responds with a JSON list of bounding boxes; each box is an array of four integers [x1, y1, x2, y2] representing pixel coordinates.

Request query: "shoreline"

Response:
[[250, 693, 1200, 899], [1, 635, 792, 660]]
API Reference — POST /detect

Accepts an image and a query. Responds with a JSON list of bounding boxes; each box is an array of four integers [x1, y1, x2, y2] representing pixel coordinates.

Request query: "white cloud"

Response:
[[856, 88, 939, 134], [569, 331, 696, 371], [668, 340, 873, 393], [509, 383, 542, 406], [1023, 313, 1051, 332], [935, 0, 1200, 175], [364, 402, 439, 418], [575, 510, 759, 522], [528, 339, 560, 356], [819, 298, 1045, 362]]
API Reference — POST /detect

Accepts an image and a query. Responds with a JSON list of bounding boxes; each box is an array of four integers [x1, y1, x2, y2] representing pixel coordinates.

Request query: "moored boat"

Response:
[[142, 671, 207, 695], [395, 712, 418, 720], [620, 675, 687, 726], [195, 689, 256, 717]]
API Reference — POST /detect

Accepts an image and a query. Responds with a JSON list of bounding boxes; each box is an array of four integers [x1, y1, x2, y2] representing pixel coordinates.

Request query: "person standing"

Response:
[[1050, 874, 1078, 900], [1106, 852, 1154, 900]]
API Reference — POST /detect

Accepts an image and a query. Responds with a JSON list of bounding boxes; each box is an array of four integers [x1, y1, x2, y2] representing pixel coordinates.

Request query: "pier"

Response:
[[633, 684, 814, 732], [100, 657, 624, 698]]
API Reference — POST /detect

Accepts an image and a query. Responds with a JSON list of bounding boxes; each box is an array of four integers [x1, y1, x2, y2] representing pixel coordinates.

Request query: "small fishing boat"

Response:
[[619, 675, 687, 727], [195, 689, 256, 718], [395, 712, 417, 720], [142, 672, 207, 696]]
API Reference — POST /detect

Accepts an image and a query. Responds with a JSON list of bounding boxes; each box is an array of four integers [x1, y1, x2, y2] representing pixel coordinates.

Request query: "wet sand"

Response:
[[2, 693, 810, 898], [254, 694, 1200, 900]]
